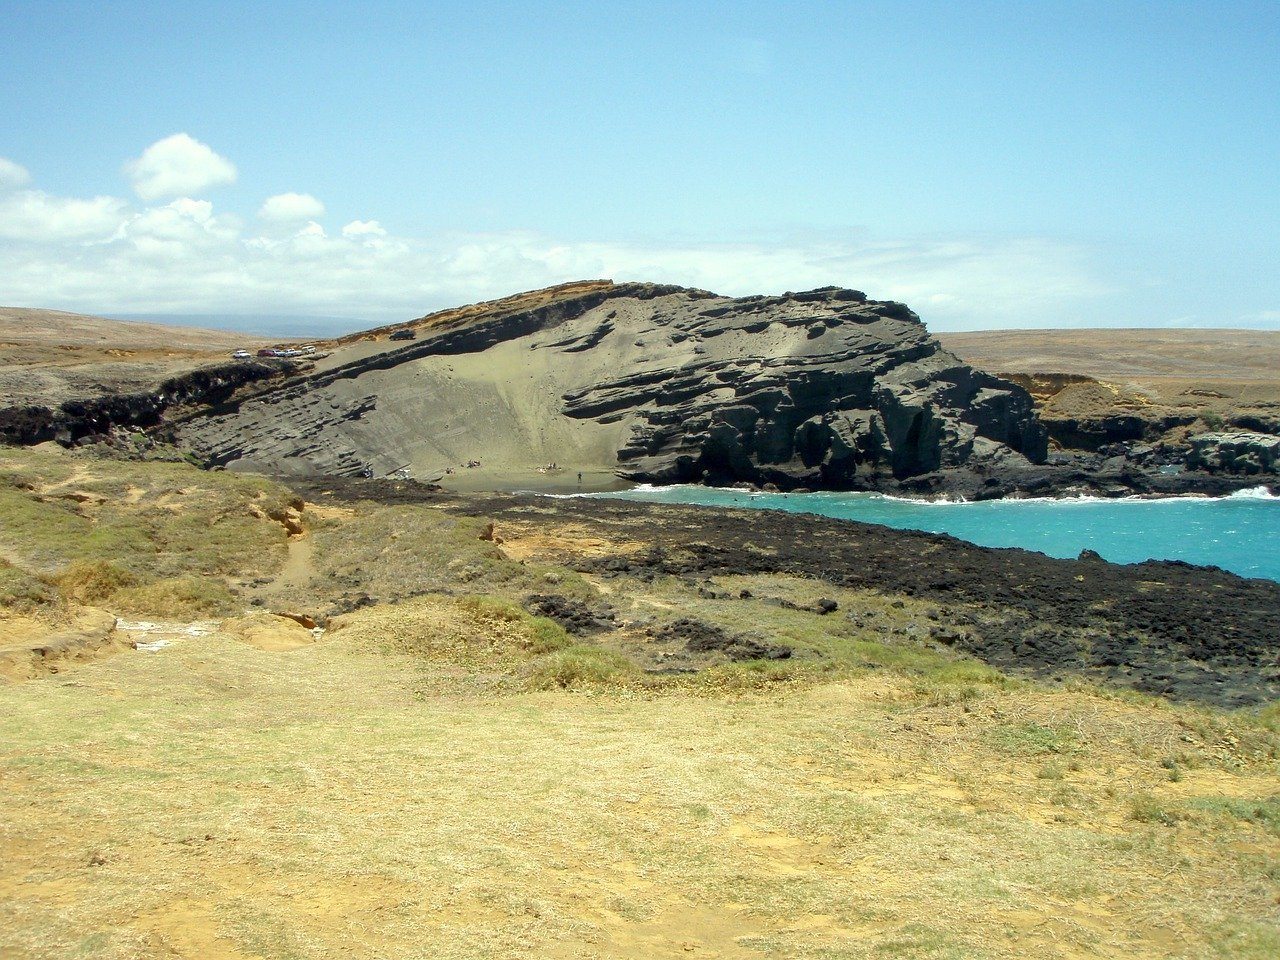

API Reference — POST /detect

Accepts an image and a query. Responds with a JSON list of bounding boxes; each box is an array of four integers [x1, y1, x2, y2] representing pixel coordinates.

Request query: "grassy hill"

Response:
[[0, 444, 1276, 959]]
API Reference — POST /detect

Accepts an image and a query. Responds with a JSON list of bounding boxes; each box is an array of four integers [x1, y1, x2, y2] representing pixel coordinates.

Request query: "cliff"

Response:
[[172, 281, 1047, 489]]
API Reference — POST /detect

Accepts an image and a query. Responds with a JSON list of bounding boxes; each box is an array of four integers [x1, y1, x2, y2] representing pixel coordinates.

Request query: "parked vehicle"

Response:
[[232, 350, 252, 360], [390, 329, 416, 341], [256, 348, 278, 357]]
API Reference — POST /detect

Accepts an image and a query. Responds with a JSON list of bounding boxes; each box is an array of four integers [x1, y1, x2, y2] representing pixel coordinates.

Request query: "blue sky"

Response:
[[0, 0, 1276, 331]]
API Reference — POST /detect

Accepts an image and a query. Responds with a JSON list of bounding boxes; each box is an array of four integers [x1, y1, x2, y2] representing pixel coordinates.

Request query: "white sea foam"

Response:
[[871, 489, 1280, 506], [552, 481, 1280, 506], [1227, 485, 1280, 500]]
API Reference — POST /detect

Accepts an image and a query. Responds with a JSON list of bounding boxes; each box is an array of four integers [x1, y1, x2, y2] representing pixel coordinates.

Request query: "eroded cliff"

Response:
[[172, 281, 1046, 489]]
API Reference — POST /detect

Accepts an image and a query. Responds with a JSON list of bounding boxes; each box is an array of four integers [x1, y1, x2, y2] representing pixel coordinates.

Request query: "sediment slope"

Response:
[[175, 281, 1046, 488]]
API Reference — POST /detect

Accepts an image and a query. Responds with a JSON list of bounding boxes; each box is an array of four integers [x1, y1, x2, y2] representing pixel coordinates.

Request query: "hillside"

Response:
[[174, 281, 1046, 490], [0, 307, 280, 416], [3, 291, 1278, 494], [0, 307, 270, 353], [938, 328, 1280, 381]]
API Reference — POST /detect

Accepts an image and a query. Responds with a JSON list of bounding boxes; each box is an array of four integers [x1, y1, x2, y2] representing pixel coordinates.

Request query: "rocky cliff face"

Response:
[[172, 282, 1047, 489], [562, 286, 1047, 486]]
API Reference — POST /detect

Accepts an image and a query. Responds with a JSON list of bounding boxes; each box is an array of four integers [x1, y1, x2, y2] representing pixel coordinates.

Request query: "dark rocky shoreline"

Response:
[[693, 457, 1278, 501]]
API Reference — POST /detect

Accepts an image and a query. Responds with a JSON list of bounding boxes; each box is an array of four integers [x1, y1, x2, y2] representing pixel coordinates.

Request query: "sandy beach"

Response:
[[431, 464, 634, 495]]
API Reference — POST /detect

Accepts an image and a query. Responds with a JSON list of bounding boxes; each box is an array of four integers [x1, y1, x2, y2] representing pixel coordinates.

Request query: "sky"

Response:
[[0, 0, 1277, 333]]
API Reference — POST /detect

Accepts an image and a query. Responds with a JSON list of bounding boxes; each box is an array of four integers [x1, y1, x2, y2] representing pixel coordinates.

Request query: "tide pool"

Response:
[[588, 485, 1280, 582]]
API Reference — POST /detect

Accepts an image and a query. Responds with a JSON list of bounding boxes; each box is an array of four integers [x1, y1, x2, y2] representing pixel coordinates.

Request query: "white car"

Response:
[[231, 350, 252, 360]]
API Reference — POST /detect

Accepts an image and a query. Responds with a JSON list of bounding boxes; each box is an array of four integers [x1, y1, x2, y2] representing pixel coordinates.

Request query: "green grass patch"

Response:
[[1129, 792, 1180, 826], [1239, 700, 1280, 734], [987, 722, 1079, 757], [1185, 796, 1280, 835], [1202, 918, 1280, 960], [310, 505, 597, 604], [56, 560, 139, 605], [114, 576, 237, 618], [456, 595, 574, 655], [0, 558, 55, 611], [525, 644, 638, 690], [693, 658, 835, 694], [0, 449, 291, 591]]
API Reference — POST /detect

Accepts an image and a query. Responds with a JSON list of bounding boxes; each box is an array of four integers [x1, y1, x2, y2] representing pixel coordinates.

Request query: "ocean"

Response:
[[584, 485, 1280, 582]]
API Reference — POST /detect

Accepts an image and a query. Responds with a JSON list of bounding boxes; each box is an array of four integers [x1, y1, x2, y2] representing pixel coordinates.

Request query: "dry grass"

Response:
[[1, 608, 1277, 960], [0, 446, 292, 615], [1, 447, 1278, 958], [938, 328, 1280, 381]]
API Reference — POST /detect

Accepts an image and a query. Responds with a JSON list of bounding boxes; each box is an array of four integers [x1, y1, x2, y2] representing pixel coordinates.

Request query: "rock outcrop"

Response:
[[0, 359, 293, 446], [564, 286, 1047, 486], [0, 608, 121, 682], [172, 282, 1047, 490], [1187, 432, 1280, 474]]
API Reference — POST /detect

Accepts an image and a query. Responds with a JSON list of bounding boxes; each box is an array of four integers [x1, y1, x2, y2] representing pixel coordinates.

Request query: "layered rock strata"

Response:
[[172, 282, 1047, 489]]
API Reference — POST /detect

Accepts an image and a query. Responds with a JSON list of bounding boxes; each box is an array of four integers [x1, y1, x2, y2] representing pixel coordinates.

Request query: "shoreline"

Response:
[[589, 481, 1280, 504], [421, 465, 1279, 502]]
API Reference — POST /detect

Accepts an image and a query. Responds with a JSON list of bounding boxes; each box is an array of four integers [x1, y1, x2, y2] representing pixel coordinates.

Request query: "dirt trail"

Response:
[[270, 534, 315, 595]]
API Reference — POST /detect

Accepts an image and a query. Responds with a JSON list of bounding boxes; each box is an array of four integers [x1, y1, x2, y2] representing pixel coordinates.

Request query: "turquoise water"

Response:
[[588, 485, 1280, 582]]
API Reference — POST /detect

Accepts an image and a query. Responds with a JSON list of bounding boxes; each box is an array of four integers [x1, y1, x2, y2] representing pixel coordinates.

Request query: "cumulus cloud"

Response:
[[0, 199, 1121, 328], [259, 192, 325, 222], [113, 197, 242, 260], [342, 219, 386, 238], [0, 190, 129, 241], [0, 140, 1139, 328], [125, 133, 237, 201], [0, 157, 31, 191]]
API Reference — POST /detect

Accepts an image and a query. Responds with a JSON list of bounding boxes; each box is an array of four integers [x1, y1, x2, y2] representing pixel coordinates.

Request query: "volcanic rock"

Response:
[[1187, 432, 1280, 475], [173, 281, 1046, 489]]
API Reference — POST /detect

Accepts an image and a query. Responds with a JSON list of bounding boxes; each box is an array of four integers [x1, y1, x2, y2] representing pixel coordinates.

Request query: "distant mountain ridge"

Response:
[[0, 307, 270, 351], [109, 313, 373, 339]]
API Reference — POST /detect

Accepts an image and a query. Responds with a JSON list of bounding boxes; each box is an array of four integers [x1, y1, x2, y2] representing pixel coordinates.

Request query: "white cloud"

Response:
[[342, 219, 386, 238], [259, 192, 325, 222], [0, 201, 1127, 329], [114, 198, 242, 259], [0, 190, 129, 241], [125, 133, 237, 201], [0, 136, 1142, 329], [0, 157, 31, 191]]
